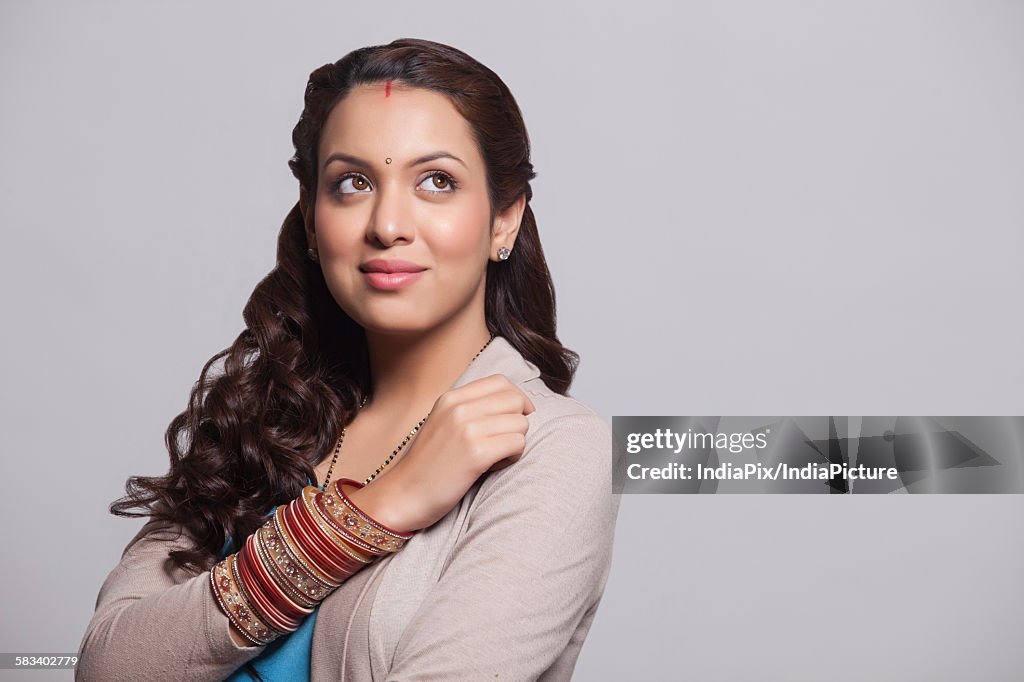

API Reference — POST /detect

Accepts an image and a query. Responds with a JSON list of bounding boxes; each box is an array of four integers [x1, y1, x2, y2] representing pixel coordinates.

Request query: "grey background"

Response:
[[1, 1, 1021, 680]]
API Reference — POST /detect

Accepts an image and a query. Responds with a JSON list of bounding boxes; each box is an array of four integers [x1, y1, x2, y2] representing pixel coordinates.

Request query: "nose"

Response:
[[366, 182, 415, 247]]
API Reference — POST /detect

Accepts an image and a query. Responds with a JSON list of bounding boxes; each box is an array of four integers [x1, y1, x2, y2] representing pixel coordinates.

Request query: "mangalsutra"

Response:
[[320, 335, 495, 490]]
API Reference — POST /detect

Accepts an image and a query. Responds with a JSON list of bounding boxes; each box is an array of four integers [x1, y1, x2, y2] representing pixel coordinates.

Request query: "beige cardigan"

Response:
[[77, 337, 620, 681]]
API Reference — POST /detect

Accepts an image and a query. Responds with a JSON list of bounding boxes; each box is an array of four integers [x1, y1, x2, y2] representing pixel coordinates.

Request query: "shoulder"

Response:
[[491, 374, 612, 495], [520, 375, 610, 447], [463, 335, 610, 477], [468, 375, 617, 545]]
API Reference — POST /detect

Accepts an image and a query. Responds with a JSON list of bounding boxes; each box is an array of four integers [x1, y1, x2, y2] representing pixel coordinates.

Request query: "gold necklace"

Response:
[[320, 335, 495, 490]]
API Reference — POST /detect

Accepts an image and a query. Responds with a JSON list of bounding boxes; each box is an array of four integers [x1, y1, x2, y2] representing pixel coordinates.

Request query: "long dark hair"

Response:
[[111, 38, 579, 571]]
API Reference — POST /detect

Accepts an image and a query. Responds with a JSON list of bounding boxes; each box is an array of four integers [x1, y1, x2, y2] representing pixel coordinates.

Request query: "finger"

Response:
[[459, 388, 534, 420], [481, 432, 528, 466], [462, 430, 528, 474], [469, 413, 531, 439]]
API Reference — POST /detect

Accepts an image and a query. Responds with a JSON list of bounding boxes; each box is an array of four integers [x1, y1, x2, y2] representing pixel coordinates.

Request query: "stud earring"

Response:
[[497, 247, 511, 261], [307, 248, 319, 263]]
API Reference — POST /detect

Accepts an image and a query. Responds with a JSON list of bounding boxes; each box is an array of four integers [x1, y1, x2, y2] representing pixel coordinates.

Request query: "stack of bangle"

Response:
[[210, 478, 413, 645]]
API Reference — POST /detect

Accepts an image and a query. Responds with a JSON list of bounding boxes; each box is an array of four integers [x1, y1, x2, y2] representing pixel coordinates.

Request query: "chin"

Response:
[[354, 313, 433, 336]]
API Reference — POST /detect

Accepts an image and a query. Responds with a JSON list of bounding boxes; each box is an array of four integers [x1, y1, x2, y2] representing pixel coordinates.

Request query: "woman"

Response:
[[78, 38, 619, 681]]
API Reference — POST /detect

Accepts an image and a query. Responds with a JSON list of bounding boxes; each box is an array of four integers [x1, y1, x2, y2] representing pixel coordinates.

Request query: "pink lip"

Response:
[[363, 270, 425, 291], [360, 259, 426, 291], [360, 259, 426, 274]]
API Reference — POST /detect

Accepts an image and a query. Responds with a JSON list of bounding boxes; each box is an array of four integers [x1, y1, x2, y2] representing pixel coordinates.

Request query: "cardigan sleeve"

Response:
[[76, 520, 263, 681], [385, 411, 621, 681]]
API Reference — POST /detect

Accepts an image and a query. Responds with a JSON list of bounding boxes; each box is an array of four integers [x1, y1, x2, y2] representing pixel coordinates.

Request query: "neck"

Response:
[[364, 319, 493, 417]]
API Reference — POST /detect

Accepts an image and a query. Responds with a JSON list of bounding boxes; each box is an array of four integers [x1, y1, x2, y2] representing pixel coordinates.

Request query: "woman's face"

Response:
[[302, 82, 522, 336]]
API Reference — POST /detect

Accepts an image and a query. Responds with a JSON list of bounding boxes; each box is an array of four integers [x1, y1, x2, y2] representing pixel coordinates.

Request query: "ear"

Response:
[[489, 194, 526, 261], [299, 186, 315, 249]]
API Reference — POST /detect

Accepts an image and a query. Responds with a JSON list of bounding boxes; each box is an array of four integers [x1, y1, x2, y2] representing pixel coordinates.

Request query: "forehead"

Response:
[[318, 83, 480, 164]]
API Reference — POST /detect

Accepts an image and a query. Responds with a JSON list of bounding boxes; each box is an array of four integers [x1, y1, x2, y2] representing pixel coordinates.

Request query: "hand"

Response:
[[346, 374, 535, 533]]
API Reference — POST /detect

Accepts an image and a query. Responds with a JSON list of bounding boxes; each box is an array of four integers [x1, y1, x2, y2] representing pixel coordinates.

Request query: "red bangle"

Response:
[[280, 497, 339, 577], [302, 486, 375, 563], [255, 523, 319, 610], [245, 533, 310, 622], [210, 554, 278, 645], [272, 506, 340, 589], [327, 479, 412, 554], [237, 536, 300, 632], [229, 554, 287, 640], [290, 497, 353, 577], [241, 540, 299, 630], [335, 479, 413, 539], [272, 501, 339, 585], [208, 475, 415, 645], [312, 488, 382, 557], [287, 498, 358, 579]]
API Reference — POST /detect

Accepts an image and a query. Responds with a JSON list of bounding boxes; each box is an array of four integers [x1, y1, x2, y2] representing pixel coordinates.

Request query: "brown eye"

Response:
[[417, 172, 456, 193], [336, 174, 372, 194]]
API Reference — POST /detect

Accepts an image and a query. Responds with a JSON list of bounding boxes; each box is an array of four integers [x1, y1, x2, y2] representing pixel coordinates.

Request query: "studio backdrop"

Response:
[[1, 1, 1022, 680]]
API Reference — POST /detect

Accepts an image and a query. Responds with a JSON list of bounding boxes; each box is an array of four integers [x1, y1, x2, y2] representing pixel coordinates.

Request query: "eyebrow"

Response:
[[321, 150, 467, 173]]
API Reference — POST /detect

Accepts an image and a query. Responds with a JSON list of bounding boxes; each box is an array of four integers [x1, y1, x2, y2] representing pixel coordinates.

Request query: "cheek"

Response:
[[312, 203, 365, 309], [427, 196, 491, 262], [314, 203, 362, 256]]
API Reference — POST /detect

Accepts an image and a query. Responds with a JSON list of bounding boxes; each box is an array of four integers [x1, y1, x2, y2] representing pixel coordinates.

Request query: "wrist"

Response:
[[344, 477, 414, 535]]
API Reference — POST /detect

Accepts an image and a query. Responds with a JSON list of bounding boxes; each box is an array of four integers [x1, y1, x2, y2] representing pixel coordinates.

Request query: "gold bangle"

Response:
[[325, 482, 409, 553], [210, 554, 280, 646], [301, 486, 376, 563], [254, 522, 319, 610], [272, 505, 342, 589]]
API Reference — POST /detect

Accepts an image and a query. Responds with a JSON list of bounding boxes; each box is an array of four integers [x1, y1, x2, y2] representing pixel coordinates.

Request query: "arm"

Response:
[[386, 412, 621, 681], [76, 521, 263, 682], [75, 374, 536, 680]]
